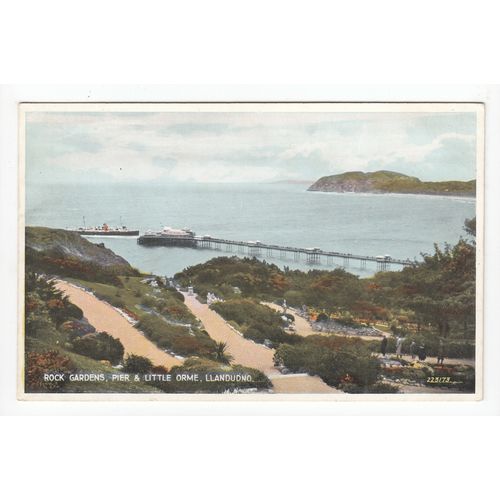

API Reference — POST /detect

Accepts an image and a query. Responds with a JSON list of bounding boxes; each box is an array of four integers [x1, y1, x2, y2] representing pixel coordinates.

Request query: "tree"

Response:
[[464, 217, 476, 239], [376, 238, 475, 337]]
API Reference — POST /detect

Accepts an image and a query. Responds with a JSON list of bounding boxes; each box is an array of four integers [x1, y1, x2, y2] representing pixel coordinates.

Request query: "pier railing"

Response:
[[138, 233, 415, 270]]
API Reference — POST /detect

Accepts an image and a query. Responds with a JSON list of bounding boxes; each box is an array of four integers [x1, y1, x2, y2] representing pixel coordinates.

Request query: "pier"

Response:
[[137, 232, 414, 270]]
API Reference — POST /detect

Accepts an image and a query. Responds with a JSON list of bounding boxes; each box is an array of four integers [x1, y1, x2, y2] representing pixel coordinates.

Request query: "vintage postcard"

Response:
[[18, 102, 484, 400]]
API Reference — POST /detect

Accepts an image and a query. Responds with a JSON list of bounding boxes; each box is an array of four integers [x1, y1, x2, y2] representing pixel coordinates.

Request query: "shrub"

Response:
[[62, 318, 96, 339], [65, 302, 84, 321], [316, 312, 329, 322], [123, 354, 153, 374], [365, 382, 400, 393], [167, 358, 272, 393], [72, 332, 124, 364], [168, 289, 185, 303], [275, 336, 381, 389], [211, 299, 297, 346], [141, 295, 157, 308], [25, 350, 73, 392], [137, 315, 216, 357]]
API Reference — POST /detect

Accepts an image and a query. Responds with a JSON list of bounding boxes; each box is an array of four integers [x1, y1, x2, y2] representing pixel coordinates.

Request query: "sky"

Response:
[[25, 110, 478, 184]]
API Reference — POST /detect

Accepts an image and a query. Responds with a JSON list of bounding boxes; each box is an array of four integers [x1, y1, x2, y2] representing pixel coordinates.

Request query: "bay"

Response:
[[25, 182, 475, 278]]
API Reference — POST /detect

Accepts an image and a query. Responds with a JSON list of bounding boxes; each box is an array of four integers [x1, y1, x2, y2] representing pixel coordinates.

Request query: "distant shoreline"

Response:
[[307, 190, 476, 200]]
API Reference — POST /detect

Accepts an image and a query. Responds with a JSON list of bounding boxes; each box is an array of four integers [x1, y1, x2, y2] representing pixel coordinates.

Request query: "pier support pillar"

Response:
[[306, 253, 320, 265]]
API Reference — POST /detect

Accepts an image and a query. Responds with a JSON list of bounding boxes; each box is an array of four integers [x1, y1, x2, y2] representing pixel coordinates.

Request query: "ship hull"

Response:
[[77, 230, 139, 236]]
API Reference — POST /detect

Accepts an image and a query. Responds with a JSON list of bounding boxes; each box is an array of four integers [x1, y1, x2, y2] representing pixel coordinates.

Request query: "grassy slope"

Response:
[[67, 276, 197, 324], [25, 337, 162, 394], [66, 276, 218, 359]]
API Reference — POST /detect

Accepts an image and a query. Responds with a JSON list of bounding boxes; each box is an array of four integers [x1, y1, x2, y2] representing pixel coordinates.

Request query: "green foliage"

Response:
[[464, 217, 476, 238], [73, 276, 196, 325], [141, 295, 157, 308], [123, 354, 154, 374], [210, 298, 297, 346], [24, 275, 164, 393], [370, 238, 476, 339], [26, 273, 83, 327], [137, 314, 216, 357], [357, 382, 399, 394], [167, 358, 272, 393], [175, 257, 290, 300], [274, 336, 381, 390], [72, 332, 124, 364], [212, 341, 233, 364]]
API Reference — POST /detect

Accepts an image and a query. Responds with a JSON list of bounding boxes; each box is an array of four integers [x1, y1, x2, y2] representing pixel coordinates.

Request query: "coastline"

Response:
[[306, 190, 476, 201]]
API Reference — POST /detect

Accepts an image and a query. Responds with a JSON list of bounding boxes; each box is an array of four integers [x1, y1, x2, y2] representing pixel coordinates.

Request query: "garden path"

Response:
[[182, 293, 340, 394], [56, 281, 182, 369]]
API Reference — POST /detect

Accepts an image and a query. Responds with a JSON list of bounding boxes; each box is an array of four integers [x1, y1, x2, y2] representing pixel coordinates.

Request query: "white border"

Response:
[[1, 85, 498, 415]]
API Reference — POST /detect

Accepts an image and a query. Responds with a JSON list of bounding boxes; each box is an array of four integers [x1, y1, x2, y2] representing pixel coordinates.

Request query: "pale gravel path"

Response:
[[263, 302, 383, 340], [56, 281, 182, 369], [183, 293, 340, 394]]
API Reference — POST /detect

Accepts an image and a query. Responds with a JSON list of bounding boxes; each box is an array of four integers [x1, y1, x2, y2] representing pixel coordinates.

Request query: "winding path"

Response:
[[262, 302, 318, 337], [55, 280, 338, 393], [56, 281, 182, 369], [182, 293, 340, 394]]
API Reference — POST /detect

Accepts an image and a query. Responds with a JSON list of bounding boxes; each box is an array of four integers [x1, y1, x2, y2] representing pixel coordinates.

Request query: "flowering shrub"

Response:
[[25, 350, 73, 392]]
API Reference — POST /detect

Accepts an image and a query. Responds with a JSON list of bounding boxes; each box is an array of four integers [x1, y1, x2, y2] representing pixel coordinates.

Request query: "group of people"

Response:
[[380, 336, 446, 364], [206, 292, 222, 306]]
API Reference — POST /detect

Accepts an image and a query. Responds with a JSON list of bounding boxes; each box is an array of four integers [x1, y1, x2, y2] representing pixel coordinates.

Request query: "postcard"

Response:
[[18, 102, 484, 400]]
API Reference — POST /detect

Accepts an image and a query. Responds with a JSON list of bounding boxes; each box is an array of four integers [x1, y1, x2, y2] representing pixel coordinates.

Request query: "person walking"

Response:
[[437, 340, 445, 365], [380, 336, 388, 357], [395, 336, 404, 359], [418, 344, 427, 361], [410, 341, 416, 360]]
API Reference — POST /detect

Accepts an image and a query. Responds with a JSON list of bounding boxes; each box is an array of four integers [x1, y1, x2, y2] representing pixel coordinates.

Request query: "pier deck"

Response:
[[137, 233, 414, 270]]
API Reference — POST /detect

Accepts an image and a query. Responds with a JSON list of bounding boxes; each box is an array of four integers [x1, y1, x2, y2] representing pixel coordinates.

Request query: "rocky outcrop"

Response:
[[308, 170, 475, 197], [26, 226, 133, 269]]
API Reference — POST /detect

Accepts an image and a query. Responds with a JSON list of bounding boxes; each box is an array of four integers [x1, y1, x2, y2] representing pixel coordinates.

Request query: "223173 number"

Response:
[[427, 377, 452, 384]]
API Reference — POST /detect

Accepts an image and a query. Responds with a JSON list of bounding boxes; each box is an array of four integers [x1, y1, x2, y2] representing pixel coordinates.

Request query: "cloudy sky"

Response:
[[25, 110, 477, 184]]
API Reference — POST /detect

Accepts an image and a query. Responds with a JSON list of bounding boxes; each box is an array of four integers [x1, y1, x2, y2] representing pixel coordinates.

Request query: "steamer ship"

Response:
[[74, 218, 139, 236]]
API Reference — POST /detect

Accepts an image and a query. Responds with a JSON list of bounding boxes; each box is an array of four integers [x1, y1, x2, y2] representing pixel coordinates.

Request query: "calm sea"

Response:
[[25, 182, 476, 278]]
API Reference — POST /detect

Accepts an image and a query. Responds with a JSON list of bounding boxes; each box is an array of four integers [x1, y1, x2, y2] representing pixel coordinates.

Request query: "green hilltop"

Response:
[[307, 170, 476, 197]]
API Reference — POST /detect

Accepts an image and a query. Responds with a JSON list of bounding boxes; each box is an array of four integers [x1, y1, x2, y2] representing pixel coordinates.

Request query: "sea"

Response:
[[25, 182, 476, 278]]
